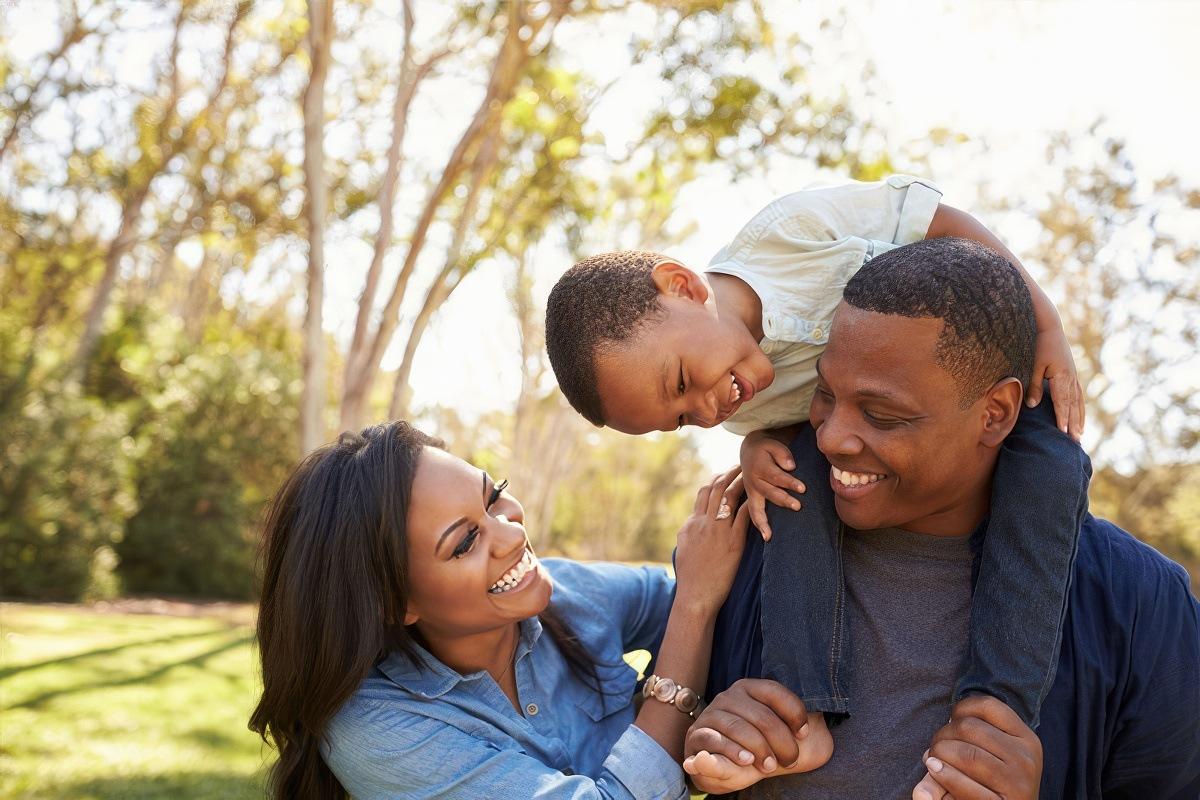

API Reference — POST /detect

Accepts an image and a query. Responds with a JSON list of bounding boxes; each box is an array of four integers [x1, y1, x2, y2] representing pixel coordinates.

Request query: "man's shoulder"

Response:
[[1071, 513, 1196, 614]]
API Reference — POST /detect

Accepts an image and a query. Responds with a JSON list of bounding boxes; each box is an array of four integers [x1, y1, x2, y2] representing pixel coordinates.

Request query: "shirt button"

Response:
[[811, 326, 824, 340], [526, 703, 539, 716]]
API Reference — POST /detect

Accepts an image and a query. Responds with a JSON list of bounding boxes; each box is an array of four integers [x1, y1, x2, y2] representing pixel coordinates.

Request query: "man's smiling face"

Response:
[[592, 292, 774, 435], [810, 302, 1015, 537]]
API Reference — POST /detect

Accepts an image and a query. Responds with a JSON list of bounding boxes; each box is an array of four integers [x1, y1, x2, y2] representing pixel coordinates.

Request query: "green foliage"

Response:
[[116, 316, 300, 600], [0, 383, 137, 601], [549, 431, 708, 562]]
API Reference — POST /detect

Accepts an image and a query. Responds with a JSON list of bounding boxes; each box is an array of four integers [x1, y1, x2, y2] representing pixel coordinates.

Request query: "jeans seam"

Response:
[[828, 522, 847, 704]]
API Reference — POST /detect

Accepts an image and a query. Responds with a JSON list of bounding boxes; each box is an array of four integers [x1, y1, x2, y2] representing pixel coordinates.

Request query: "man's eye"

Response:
[[452, 527, 480, 559], [864, 410, 903, 427]]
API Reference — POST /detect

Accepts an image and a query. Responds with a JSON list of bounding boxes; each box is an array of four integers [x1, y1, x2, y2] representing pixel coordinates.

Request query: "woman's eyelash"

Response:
[[453, 479, 508, 560], [452, 528, 479, 559]]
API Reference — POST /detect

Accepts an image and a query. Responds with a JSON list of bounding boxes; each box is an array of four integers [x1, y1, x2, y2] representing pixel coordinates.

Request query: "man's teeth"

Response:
[[832, 466, 886, 487], [488, 549, 536, 594], [730, 373, 741, 402]]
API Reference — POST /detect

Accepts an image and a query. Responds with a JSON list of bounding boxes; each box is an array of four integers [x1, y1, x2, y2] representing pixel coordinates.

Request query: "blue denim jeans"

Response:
[[757, 390, 1090, 728]]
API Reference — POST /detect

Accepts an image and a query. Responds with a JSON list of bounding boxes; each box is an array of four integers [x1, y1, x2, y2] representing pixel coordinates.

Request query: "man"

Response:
[[683, 238, 1200, 799]]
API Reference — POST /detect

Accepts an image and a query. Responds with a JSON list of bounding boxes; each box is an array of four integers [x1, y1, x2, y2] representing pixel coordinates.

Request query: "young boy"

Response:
[[544, 175, 1089, 783]]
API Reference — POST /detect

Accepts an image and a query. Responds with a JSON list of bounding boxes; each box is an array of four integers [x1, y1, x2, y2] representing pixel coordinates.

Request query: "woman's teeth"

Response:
[[488, 549, 536, 594], [832, 466, 886, 487]]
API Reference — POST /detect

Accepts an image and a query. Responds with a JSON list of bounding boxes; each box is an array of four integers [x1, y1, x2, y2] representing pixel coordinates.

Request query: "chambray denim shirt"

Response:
[[708, 174, 943, 436], [322, 559, 687, 800]]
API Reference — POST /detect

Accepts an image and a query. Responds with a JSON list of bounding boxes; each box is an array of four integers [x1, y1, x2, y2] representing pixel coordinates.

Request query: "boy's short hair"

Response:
[[545, 250, 671, 426], [844, 237, 1037, 408]]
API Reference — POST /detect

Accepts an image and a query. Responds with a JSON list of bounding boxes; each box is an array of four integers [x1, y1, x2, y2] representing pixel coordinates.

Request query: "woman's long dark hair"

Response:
[[249, 421, 597, 799]]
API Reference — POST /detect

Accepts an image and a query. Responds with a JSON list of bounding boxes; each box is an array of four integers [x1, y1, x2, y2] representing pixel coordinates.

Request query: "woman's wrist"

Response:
[[672, 587, 725, 620]]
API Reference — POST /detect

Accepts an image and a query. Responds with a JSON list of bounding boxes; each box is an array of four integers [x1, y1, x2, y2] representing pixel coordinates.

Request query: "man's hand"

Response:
[[912, 695, 1042, 800], [1027, 321, 1085, 440], [739, 430, 805, 540], [682, 679, 832, 794]]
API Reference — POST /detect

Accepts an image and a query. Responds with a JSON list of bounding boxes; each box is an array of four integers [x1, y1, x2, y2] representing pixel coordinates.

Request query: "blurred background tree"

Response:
[[1, 0, 1196, 601]]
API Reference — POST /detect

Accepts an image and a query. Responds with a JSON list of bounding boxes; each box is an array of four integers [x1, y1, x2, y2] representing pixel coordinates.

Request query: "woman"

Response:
[[249, 421, 751, 798]]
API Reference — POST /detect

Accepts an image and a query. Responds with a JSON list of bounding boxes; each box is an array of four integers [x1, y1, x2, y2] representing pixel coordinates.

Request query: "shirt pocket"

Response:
[[574, 661, 639, 722]]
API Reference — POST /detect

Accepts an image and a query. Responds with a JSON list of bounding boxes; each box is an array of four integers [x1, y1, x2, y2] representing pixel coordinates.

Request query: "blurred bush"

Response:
[[115, 316, 299, 599], [0, 382, 136, 600]]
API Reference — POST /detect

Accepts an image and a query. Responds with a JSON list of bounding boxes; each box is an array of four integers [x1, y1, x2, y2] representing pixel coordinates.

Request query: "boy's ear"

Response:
[[650, 260, 709, 304], [979, 377, 1023, 448]]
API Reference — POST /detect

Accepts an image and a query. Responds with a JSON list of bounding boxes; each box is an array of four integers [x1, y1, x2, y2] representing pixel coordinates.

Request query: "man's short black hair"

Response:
[[844, 237, 1037, 408], [545, 250, 671, 426]]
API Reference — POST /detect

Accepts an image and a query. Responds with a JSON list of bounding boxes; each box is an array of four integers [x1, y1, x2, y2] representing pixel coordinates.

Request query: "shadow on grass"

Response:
[[8, 631, 254, 710], [61, 770, 263, 800], [0, 627, 239, 680]]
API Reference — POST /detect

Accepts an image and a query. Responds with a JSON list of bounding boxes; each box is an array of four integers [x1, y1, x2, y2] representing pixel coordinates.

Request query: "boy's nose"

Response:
[[692, 389, 720, 426]]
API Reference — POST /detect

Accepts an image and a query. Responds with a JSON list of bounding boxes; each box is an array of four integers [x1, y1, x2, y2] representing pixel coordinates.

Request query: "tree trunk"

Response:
[[299, 0, 335, 454], [340, 1, 568, 431]]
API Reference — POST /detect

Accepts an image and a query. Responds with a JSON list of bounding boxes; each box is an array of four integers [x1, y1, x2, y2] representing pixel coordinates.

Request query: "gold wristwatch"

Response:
[[642, 674, 706, 719]]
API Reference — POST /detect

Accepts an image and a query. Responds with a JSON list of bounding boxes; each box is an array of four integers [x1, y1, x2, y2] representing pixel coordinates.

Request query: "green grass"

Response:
[[0, 603, 266, 800]]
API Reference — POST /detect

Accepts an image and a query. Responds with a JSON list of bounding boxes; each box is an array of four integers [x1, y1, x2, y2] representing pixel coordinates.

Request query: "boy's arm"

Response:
[[925, 204, 1084, 439]]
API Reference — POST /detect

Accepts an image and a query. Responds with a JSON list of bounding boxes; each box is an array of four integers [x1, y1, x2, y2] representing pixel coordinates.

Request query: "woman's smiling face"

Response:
[[403, 448, 552, 639]]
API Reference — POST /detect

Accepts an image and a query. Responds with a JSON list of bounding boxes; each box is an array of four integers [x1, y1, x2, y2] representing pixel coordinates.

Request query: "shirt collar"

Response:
[[376, 616, 544, 699]]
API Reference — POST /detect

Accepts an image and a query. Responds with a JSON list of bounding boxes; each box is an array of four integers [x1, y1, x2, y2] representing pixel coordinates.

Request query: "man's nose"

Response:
[[815, 405, 864, 457]]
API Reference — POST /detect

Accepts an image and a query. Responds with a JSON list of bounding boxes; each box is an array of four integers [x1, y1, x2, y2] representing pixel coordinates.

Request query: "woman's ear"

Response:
[[980, 377, 1023, 448], [403, 604, 419, 626], [650, 260, 710, 304]]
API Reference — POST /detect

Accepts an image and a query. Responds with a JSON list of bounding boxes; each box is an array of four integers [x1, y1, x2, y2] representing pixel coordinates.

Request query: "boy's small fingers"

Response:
[[769, 488, 802, 512], [750, 501, 772, 541]]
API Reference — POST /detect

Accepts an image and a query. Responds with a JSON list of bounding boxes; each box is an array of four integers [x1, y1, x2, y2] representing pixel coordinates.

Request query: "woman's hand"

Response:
[[674, 466, 751, 616]]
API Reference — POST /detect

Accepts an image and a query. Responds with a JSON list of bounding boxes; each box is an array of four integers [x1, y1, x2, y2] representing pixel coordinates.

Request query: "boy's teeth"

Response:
[[831, 466, 885, 487]]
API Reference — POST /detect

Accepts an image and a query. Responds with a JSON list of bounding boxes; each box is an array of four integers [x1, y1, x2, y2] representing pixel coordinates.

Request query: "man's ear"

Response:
[[979, 377, 1023, 447], [650, 260, 710, 304]]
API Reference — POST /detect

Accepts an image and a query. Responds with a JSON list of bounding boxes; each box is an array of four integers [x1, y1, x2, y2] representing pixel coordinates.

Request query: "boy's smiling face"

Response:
[[591, 262, 775, 434]]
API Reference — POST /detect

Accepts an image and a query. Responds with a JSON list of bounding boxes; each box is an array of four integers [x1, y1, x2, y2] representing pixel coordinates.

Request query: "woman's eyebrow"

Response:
[[434, 472, 490, 555], [436, 518, 468, 555]]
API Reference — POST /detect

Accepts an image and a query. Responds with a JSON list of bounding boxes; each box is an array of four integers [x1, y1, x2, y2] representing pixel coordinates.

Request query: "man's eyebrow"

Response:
[[658, 359, 670, 404], [816, 358, 905, 403], [435, 472, 489, 555]]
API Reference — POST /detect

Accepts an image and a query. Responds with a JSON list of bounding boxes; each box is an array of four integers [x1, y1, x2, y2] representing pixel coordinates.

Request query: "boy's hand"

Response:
[[911, 695, 1042, 800], [739, 430, 806, 541], [1026, 322, 1085, 440]]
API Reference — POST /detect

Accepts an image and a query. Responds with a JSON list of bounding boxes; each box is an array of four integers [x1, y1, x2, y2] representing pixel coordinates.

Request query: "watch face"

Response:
[[652, 677, 678, 702], [675, 688, 698, 713]]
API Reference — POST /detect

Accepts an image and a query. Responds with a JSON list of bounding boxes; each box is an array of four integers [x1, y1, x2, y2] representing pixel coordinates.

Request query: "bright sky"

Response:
[[5, 0, 1197, 470], [410, 0, 1200, 470]]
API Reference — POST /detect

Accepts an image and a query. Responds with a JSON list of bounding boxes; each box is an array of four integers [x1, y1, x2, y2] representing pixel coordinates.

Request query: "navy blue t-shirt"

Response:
[[708, 514, 1200, 798]]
